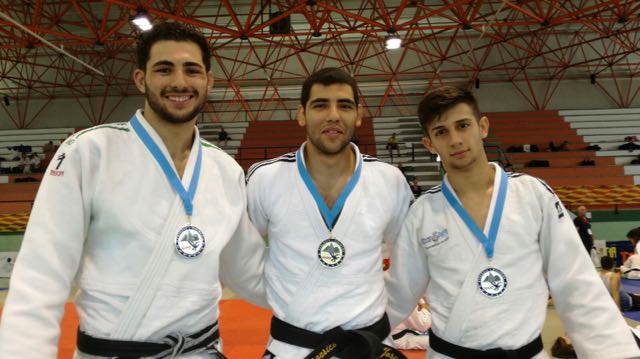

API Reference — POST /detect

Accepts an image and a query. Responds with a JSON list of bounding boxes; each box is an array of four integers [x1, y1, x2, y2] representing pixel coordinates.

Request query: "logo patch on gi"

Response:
[[477, 267, 508, 298], [555, 201, 564, 219], [317, 238, 345, 267], [419, 229, 449, 249]]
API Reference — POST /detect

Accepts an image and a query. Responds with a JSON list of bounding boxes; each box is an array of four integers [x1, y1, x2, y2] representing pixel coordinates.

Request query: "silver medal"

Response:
[[477, 267, 507, 298], [317, 238, 345, 268], [175, 224, 205, 258]]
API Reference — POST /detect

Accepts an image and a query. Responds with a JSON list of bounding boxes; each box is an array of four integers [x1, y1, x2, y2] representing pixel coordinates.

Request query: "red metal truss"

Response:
[[0, 0, 639, 128]]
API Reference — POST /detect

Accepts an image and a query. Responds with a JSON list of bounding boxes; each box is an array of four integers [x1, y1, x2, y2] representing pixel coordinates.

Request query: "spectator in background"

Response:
[[629, 227, 640, 255], [42, 141, 55, 154], [620, 253, 640, 280], [19, 153, 31, 173], [386, 132, 400, 161], [42, 141, 57, 169], [573, 205, 594, 254], [391, 298, 431, 350], [217, 126, 230, 147], [410, 177, 422, 198], [601, 256, 640, 310]]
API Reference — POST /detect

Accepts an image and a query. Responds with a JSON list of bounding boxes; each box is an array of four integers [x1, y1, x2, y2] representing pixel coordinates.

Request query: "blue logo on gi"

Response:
[[420, 229, 449, 249]]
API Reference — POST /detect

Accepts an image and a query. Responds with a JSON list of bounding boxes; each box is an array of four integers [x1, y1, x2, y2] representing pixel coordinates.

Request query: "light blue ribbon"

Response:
[[442, 168, 508, 259], [296, 145, 362, 231], [130, 114, 202, 217]]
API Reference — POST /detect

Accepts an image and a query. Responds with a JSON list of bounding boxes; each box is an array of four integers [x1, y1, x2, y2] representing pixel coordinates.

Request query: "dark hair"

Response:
[[136, 22, 211, 72], [417, 86, 481, 135], [627, 227, 640, 240], [600, 256, 614, 270], [300, 67, 359, 107]]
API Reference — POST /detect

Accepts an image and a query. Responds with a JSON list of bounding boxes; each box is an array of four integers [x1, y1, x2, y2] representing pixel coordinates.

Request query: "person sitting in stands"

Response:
[[386, 133, 400, 161], [217, 126, 231, 147]]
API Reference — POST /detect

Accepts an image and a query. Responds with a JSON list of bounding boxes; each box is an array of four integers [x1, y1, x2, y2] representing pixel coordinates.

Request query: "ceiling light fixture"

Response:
[[131, 8, 153, 32], [385, 32, 401, 50]]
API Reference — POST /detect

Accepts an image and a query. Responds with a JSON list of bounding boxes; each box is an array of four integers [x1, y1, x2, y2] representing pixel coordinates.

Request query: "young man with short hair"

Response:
[[386, 86, 640, 358], [0, 22, 267, 358], [247, 67, 413, 358]]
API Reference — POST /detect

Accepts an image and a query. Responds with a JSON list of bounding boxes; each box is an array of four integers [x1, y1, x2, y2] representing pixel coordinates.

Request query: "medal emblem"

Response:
[[317, 238, 345, 267], [175, 225, 205, 257], [477, 267, 507, 298]]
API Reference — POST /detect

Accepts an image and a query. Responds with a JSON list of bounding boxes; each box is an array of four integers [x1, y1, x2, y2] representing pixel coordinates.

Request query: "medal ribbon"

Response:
[[442, 167, 508, 259], [130, 114, 202, 217], [296, 145, 362, 231]]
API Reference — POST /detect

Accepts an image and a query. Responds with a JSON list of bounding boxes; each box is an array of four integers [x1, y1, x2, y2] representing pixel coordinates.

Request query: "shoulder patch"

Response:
[[246, 152, 296, 183], [555, 201, 565, 219]]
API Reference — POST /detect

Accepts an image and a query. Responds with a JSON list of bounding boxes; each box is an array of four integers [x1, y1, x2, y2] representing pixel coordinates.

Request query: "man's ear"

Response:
[[133, 69, 146, 94], [422, 135, 437, 155], [355, 104, 363, 128], [296, 105, 306, 127], [479, 116, 490, 139]]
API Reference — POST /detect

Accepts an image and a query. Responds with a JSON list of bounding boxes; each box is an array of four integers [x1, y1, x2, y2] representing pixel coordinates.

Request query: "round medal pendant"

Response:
[[175, 225, 206, 258], [317, 238, 345, 268], [477, 267, 507, 298]]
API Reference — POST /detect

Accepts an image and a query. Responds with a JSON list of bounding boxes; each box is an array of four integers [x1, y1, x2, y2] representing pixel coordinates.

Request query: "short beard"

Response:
[[307, 127, 354, 156], [145, 85, 204, 124]]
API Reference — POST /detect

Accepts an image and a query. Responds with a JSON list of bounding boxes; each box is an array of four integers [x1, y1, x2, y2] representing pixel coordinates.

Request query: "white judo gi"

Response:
[[0, 110, 268, 358], [622, 254, 640, 280], [246, 143, 413, 358], [387, 163, 640, 359]]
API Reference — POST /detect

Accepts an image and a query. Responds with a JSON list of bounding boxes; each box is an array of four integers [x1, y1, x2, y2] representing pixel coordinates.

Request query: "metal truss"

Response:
[[0, 0, 639, 127]]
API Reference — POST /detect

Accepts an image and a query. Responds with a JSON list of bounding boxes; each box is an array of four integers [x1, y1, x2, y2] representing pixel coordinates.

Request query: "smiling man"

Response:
[[246, 67, 413, 358], [386, 86, 640, 359], [0, 22, 267, 358]]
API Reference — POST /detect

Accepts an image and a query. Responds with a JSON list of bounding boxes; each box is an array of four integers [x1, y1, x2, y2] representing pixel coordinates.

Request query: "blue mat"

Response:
[[622, 278, 640, 321]]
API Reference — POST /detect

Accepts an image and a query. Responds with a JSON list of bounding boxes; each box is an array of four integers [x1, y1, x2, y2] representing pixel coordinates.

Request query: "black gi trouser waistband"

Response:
[[429, 329, 543, 359], [270, 312, 407, 359], [76, 321, 225, 358]]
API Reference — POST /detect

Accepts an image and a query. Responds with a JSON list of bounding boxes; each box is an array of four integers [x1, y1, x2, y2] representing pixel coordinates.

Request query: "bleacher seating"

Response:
[[196, 121, 248, 158], [0, 128, 73, 215], [486, 111, 634, 187], [372, 117, 441, 189], [560, 108, 640, 185]]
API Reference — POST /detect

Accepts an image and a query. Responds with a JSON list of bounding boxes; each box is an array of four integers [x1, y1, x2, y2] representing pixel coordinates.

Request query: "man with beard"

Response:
[[0, 22, 267, 358], [246, 67, 413, 358]]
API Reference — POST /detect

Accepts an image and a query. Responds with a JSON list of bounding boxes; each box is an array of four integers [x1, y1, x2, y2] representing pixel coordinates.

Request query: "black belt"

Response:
[[270, 313, 406, 359], [391, 329, 423, 341], [77, 321, 225, 358], [429, 329, 543, 359]]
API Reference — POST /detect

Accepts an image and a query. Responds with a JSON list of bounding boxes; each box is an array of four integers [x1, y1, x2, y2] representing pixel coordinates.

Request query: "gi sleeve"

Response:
[[245, 166, 269, 236], [383, 171, 414, 249], [538, 180, 640, 359], [0, 139, 89, 358], [219, 171, 269, 309], [385, 202, 430, 328]]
